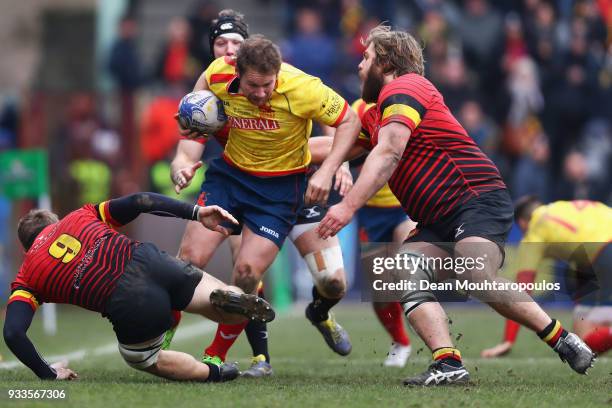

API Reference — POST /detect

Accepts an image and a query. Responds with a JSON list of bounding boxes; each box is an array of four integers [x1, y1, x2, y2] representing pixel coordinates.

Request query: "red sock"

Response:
[[204, 321, 248, 361], [373, 302, 410, 346], [583, 326, 612, 354], [170, 310, 182, 329]]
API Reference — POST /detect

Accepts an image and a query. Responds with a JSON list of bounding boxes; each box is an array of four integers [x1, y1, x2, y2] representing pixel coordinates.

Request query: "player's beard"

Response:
[[362, 65, 384, 104]]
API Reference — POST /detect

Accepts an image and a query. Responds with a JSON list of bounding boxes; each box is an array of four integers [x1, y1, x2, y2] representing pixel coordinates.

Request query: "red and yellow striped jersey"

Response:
[[359, 74, 506, 224], [204, 56, 349, 176], [9, 202, 136, 313]]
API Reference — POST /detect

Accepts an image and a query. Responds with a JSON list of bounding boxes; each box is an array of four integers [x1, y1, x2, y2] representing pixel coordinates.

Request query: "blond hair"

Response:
[[364, 25, 425, 76]]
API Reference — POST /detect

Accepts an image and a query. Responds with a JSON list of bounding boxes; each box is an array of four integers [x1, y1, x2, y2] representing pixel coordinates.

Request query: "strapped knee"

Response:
[[118, 335, 164, 370], [304, 246, 345, 297], [398, 252, 438, 316]]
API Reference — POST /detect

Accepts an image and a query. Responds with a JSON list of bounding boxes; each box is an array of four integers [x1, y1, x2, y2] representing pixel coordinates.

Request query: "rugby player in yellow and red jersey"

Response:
[[352, 98, 416, 368], [482, 197, 612, 357], [172, 32, 361, 370]]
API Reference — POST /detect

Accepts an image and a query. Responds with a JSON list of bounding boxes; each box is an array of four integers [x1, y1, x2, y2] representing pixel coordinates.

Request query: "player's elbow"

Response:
[[131, 193, 156, 212], [345, 109, 361, 134], [384, 147, 402, 169], [335, 108, 360, 135], [3, 324, 24, 350]]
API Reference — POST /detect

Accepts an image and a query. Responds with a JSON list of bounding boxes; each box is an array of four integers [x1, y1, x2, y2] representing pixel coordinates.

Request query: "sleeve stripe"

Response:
[[360, 127, 371, 140], [331, 101, 349, 127], [380, 93, 426, 117], [210, 73, 236, 84], [98, 201, 121, 227], [381, 105, 422, 128], [357, 131, 371, 144], [9, 290, 39, 310]]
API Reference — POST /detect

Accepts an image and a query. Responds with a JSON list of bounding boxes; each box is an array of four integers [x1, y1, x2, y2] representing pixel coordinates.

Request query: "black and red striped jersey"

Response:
[[359, 73, 506, 224], [9, 202, 136, 313]]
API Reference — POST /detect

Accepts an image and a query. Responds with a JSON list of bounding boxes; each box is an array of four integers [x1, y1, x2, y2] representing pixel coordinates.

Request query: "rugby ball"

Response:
[[177, 90, 227, 134]]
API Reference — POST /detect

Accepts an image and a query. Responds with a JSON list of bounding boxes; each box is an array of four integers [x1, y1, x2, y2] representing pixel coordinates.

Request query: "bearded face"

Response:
[[361, 62, 385, 104]]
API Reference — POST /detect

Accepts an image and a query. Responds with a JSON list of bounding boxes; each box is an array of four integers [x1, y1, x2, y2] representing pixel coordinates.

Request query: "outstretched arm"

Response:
[[316, 122, 410, 239], [305, 108, 361, 205], [3, 301, 77, 380], [100, 192, 238, 235]]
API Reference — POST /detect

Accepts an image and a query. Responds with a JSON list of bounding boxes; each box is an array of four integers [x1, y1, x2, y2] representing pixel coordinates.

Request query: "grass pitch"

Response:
[[1, 304, 610, 407]]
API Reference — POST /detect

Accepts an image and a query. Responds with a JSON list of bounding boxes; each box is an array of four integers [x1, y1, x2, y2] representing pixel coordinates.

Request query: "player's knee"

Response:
[[178, 244, 207, 268], [317, 275, 346, 299], [233, 262, 259, 294], [304, 246, 345, 298], [398, 251, 438, 316], [118, 336, 163, 371]]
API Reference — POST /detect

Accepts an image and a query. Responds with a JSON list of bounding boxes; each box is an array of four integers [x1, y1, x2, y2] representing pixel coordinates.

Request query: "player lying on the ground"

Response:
[[314, 25, 596, 386], [482, 197, 612, 357], [3, 192, 275, 382]]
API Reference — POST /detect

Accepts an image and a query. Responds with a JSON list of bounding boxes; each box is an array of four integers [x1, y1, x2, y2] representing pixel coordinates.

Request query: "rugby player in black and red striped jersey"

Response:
[[315, 25, 596, 386], [3, 192, 275, 382]]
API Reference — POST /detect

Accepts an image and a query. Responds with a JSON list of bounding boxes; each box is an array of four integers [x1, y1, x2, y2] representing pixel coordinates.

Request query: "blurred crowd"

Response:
[[4, 0, 610, 215], [275, 0, 612, 204]]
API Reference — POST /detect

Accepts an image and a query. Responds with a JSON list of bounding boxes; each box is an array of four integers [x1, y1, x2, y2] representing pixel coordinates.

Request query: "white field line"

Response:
[[0, 308, 304, 371], [0, 320, 216, 370]]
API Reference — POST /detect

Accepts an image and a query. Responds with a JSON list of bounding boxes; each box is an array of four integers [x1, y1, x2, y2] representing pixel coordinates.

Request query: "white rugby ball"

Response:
[[177, 90, 227, 134]]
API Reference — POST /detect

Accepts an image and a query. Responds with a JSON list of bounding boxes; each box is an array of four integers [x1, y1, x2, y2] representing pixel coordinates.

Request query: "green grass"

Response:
[[1, 304, 610, 407]]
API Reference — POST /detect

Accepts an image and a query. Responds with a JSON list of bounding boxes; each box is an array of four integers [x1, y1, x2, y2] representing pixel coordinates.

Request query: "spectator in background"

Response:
[[575, 0, 608, 51], [505, 57, 544, 129], [282, 8, 337, 86], [187, 0, 219, 71], [347, 16, 381, 62], [154, 18, 196, 88], [459, 98, 511, 183], [419, 7, 454, 82], [285, 0, 342, 37], [460, 100, 500, 159], [140, 85, 184, 166], [512, 132, 551, 201], [434, 54, 476, 115], [557, 120, 612, 203], [590, 43, 612, 119], [138, 82, 206, 199], [0, 96, 18, 151], [457, 0, 504, 111], [108, 16, 142, 91], [502, 13, 529, 72], [547, 31, 593, 171]]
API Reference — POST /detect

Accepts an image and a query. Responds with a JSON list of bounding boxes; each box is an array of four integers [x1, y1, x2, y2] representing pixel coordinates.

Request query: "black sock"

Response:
[[537, 319, 568, 348], [204, 362, 221, 382], [308, 286, 340, 323], [245, 319, 270, 362]]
